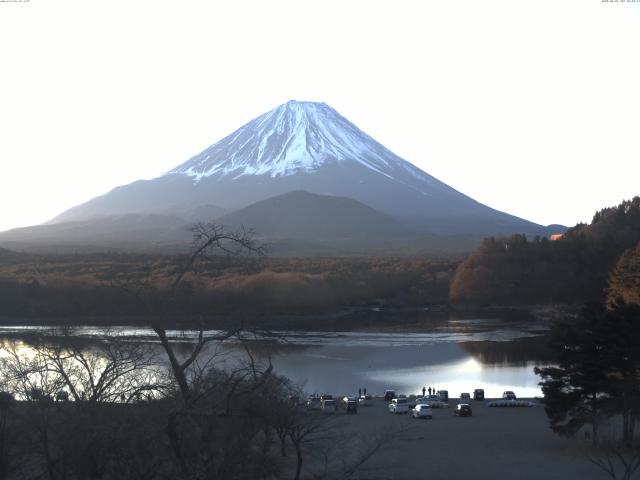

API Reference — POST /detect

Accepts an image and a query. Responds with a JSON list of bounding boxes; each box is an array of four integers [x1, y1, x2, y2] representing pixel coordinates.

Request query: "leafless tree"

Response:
[[151, 223, 265, 405], [285, 410, 338, 480], [302, 420, 410, 480], [40, 330, 167, 404], [586, 443, 640, 480], [583, 421, 640, 480], [0, 339, 64, 402]]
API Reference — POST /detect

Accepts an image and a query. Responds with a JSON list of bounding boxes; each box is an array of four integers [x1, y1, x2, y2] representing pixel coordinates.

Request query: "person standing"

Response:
[[358, 388, 362, 397], [428, 387, 432, 396], [363, 387, 367, 396], [422, 386, 426, 397]]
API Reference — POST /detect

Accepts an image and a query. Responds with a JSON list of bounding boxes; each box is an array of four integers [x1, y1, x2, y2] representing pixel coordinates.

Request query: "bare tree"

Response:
[[302, 419, 410, 480], [0, 339, 64, 401], [40, 330, 167, 404], [286, 410, 337, 480], [152, 222, 265, 405], [584, 422, 640, 480], [586, 440, 640, 480]]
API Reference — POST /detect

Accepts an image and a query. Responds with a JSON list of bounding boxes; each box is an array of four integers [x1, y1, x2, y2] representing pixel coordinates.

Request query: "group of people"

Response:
[[354, 386, 438, 398], [421, 386, 437, 397]]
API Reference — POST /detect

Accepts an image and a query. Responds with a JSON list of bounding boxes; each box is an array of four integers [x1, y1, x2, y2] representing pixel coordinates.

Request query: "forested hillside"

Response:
[[0, 252, 455, 322], [450, 197, 640, 304]]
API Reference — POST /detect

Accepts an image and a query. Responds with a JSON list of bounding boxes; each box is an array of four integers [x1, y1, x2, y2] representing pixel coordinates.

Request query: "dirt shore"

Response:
[[318, 397, 607, 480]]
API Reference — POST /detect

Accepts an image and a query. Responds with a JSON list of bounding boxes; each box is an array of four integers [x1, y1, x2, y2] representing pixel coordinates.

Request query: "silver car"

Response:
[[413, 404, 433, 419], [388, 398, 410, 414]]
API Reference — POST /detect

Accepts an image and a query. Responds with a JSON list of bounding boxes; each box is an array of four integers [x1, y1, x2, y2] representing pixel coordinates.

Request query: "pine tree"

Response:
[[535, 304, 612, 446]]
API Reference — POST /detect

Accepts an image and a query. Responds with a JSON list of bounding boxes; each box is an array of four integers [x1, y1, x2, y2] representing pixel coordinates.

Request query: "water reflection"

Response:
[[263, 342, 545, 398], [0, 319, 550, 399]]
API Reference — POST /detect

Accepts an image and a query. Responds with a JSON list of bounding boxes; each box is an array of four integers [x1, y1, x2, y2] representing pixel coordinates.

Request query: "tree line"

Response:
[[0, 250, 455, 323], [450, 197, 640, 305]]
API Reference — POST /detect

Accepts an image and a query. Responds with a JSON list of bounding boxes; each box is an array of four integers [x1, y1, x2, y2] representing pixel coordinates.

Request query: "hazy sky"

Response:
[[1, 0, 638, 232]]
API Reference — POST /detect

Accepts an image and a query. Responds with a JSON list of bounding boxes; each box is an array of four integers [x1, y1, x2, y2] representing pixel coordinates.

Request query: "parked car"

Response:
[[407, 395, 418, 408], [342, 396, 357, 408], [384, 390, 396, 402], [415, 396, 431, 406], [412, 404, 433, 419], [438, 390, 449, 402], [345, 399, 358, 414], [473, 389, 485, 401], [460, 392, 471, 401], [321, 399, 337, 413], [320, 394, 333, 401], [427, 394, 440, 402], [502, 391, 517, 400], [358, 394, 373, 406], [454, 404, 473, 417], [388, 398, 410, 414], [307, 396, 321, 410]]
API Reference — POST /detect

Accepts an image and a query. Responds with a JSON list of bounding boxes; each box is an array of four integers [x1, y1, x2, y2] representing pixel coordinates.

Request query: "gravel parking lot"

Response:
[[322, 397, 608, 480]]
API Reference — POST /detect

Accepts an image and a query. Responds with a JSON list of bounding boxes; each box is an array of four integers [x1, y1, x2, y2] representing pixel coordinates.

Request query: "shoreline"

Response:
[[0, 303, 578, 332]]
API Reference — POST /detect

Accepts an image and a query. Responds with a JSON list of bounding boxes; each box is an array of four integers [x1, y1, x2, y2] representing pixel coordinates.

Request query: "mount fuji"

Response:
[[2, 100, 557, 252]]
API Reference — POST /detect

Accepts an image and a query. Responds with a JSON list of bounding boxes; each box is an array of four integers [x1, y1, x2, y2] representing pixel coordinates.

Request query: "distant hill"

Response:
[[216, 190, 440, 255], [450, 197, 640, 304], [0, 214, 192, 252], [219, 190, 408, 239], [0, 191, 481, 255]]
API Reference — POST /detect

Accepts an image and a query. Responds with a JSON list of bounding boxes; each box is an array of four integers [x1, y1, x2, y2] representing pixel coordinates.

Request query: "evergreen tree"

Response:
[[535, 304, 612, 446], [599, 301, 640, 447], [536, 302, 640, 447]]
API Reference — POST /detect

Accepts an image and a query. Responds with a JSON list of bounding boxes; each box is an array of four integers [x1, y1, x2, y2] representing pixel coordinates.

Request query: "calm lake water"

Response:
[[0, 318, 550, 399]]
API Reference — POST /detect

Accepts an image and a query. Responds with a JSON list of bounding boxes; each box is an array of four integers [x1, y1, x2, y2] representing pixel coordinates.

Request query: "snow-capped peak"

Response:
[[165, 100, 428, 183]]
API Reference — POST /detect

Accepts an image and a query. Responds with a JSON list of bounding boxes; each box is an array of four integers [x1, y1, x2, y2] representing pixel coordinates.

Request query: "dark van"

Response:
[[384, 390, 396, 402]]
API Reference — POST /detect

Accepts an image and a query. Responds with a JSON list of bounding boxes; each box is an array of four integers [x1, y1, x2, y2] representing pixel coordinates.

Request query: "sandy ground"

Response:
[[311, 398, 609, 480]]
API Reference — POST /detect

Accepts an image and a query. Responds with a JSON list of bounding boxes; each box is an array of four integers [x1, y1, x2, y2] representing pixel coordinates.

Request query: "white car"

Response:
[[388, 398, 410, 414], [412, 404, 433, 419], [415, 397, 431, 406]]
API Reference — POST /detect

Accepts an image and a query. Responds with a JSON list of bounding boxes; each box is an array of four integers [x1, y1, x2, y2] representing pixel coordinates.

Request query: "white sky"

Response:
[[0, 0, 638, 232]]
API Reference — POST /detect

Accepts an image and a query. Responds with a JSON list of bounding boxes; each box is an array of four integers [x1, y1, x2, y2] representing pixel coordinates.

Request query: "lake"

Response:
[[0, 317, 551, 399]]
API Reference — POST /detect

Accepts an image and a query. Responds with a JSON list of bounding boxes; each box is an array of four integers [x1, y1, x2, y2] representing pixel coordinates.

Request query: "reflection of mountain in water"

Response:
[[459, 336, 552, 366]]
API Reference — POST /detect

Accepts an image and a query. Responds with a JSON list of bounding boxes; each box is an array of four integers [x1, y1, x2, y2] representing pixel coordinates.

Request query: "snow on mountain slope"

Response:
[[166, 100, 451, 195]]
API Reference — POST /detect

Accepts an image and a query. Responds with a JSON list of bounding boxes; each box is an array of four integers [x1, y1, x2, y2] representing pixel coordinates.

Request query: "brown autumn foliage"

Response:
[[607, 240, 640, 305], [0, 250, 456, 321], [450, 197, 640, 305]]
